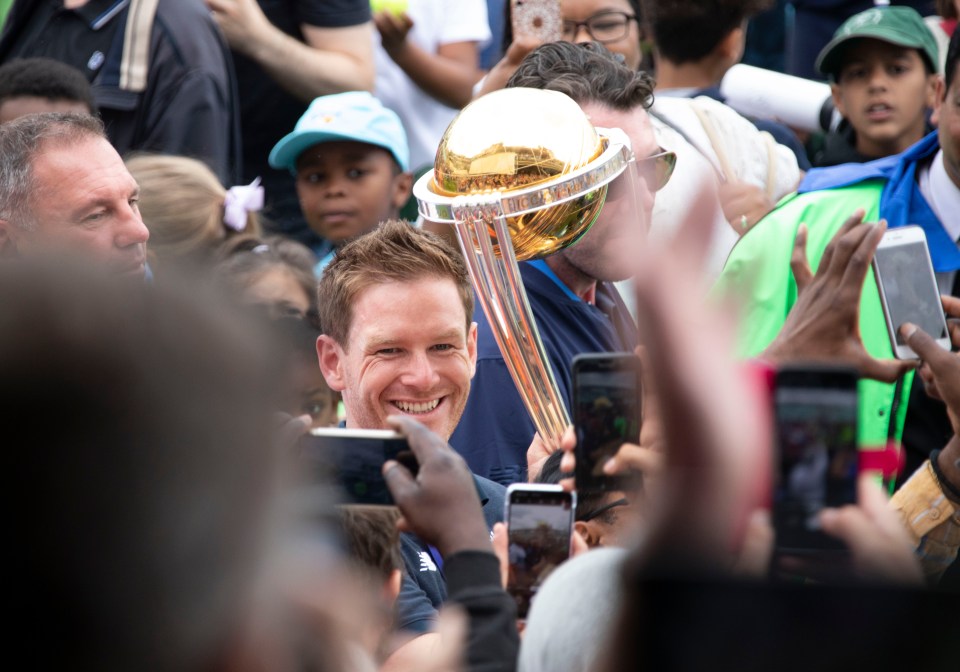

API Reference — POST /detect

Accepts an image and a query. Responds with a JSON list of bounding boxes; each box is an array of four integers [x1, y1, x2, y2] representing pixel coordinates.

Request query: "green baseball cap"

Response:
[[815, 6, 939, 79]]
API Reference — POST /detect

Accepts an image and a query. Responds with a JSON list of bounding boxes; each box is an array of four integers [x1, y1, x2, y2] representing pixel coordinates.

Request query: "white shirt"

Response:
[[918, 149, 960, 296], [373, 0, 491, 171]]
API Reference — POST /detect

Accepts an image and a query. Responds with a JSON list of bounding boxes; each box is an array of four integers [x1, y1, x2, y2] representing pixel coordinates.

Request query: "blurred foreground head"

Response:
[[5, 261, 287, 671]]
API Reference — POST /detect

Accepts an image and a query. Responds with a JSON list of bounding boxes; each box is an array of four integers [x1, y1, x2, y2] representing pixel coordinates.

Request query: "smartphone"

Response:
[[572, 352, 643, 493], [872, 225, 951, 359], [511, 0, 562, 43], [772, 365, 859, 554], [300, 428, 417, 506], [505, 484, 575, 619]]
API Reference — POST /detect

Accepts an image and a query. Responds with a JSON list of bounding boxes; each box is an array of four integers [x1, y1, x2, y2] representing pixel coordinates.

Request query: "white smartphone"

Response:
[[872, 225, 951, 359], [504, 483, 575, 619]]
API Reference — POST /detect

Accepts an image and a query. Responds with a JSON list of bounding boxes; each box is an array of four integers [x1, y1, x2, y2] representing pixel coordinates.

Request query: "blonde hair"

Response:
[[125, 154, 262, 271]]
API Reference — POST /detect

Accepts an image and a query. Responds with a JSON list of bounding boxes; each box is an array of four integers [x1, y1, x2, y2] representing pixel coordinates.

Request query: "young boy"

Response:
[[268, 91, 414, 275], [815, 6, 940, 167]]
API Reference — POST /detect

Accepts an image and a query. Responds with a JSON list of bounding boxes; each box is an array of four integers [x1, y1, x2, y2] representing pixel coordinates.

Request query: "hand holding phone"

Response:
[[772, 365, 859, 554], [511, 0, 562, 43], [301, 428, 417, 505], [572, 353, 643, 493], [505, 484, 575, 619], [873, 225, 951, 360]]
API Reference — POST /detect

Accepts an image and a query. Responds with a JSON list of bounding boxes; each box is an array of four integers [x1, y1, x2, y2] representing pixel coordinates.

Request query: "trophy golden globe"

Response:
[[414, 87, 646, 451]]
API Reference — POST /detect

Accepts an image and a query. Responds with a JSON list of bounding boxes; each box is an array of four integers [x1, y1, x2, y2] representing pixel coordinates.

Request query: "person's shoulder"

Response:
[[473, 474, 506, 504]]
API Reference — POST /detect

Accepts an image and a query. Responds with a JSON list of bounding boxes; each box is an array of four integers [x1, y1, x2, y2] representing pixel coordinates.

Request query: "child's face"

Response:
[[832, 40, 938, 158], [295, 141, 412, 244]]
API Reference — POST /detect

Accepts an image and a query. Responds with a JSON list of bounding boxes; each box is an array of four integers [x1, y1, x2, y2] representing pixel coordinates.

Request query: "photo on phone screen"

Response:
[[511, 0, 563, 43], [505, 485, 575, 619], [572, 353, 642, 493], [772, 366, 859, 553], [873, 225, 950, 359], [300, 428, 417, 506]]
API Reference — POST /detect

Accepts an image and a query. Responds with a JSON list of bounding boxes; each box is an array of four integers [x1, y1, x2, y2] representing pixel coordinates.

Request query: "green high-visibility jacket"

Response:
[[713, 180, 913, 450]]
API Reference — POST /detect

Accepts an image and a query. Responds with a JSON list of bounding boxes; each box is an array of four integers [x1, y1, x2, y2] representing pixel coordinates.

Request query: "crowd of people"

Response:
[[2, 1, 958, 670]]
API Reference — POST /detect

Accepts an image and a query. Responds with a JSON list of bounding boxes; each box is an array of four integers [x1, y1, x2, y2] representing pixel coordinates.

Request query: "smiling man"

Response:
[[315, 218, 506, 653], [0, 113, 149, 278]]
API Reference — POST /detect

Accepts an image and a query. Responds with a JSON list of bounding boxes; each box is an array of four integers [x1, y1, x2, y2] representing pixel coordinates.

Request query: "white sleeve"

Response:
[[690, 95, 801, 200], [437, 0, 492, 46]]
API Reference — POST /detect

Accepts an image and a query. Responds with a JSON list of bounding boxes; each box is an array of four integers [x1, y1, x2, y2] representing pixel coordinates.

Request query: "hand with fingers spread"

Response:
[[762, 210, 916, 383], [382, 416, 491, 557]]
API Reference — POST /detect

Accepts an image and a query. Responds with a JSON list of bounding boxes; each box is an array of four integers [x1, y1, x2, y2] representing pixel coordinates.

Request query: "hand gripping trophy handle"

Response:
[[451, 197, 570, 450]]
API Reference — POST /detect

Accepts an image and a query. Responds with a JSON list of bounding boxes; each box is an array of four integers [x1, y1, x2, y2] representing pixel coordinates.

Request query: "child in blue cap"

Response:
[[269, 91, 414, 275]]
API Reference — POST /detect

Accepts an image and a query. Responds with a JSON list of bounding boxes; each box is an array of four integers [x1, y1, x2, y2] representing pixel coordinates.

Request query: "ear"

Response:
[[0, 217, 20, 256], [383, 568, 402, 605], [717, 23, 746, 66], [466, 321, 478, 378], [830, 82, 847, 120], [391, 171, 415, 212], [574, 520, 601, 548], [316, 334, 347, 392], [930, 74, 945, 126]]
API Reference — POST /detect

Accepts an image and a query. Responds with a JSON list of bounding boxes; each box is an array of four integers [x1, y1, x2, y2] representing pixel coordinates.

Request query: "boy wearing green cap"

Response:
[[814, 6, 940, 167]]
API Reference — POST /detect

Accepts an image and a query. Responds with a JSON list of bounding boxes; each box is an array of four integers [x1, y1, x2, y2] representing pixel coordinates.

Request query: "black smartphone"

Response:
[[300, 428, 417, 506], [772, 365, 859, 554], [572, 352, 643, 493], [505, 484, 576, 619], [872, 225, 951, 359]]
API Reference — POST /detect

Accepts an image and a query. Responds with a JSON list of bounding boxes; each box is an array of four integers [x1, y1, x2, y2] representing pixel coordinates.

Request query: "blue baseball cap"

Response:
[[269, 91, 410, 173]]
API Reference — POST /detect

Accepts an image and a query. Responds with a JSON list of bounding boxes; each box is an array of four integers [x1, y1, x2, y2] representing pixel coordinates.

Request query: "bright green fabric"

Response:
[[713, 181, 914, 451], [0, 0, 12, 32]]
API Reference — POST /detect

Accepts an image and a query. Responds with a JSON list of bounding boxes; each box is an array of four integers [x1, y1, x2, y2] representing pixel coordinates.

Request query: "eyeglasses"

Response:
[[580, 497, 630, 522], [640, 147, 677, 193], [562, 11, 637, 44]]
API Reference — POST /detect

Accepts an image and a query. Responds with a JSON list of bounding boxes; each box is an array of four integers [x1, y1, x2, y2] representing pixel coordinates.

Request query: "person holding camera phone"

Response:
[[893, 303, 960, 587], [715, 29, 960, 485], [314, 220, 513, 667]]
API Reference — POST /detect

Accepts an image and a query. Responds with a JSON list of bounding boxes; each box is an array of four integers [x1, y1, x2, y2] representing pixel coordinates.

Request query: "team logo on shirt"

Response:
[[417, 551, 438, 572]]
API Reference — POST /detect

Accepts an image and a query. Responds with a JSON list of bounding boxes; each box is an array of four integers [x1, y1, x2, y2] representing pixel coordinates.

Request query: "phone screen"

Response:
[[511, 0, 563, 43], [300, 430, 417, 506], [507, 488, 574, 619], [573, 354, 642, 492], [874, 240, 947, 345], [773, 373, 858, 552]]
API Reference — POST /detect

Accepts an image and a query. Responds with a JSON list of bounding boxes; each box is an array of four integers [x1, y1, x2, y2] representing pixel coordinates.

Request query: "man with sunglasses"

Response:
[[449, 41, 675, 486]]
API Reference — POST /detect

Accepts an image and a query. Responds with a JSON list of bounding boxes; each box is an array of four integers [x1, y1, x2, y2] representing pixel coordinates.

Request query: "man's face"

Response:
[[317, 277, 477, 441], [0, 135, 149, 277], [555, 102, 656, 283], [933, 65, 960, 190], [295, 141, 412, 245], [832, 40, 938, 158]]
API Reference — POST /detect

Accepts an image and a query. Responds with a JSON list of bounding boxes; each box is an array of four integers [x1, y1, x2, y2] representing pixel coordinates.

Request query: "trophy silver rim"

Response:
[[413, 128, 633, 224]]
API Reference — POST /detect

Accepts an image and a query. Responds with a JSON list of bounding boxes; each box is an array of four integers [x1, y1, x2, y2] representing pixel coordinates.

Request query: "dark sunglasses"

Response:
[[642, 147, 677, 193]]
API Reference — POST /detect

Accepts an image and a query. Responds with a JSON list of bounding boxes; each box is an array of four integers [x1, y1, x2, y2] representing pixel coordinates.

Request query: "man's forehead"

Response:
[[581, 102, 657, 156], [347, 276, 468, 331]]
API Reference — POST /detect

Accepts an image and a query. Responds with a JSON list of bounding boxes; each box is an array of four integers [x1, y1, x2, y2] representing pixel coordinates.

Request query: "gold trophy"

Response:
[[414, 87, 643, 450]]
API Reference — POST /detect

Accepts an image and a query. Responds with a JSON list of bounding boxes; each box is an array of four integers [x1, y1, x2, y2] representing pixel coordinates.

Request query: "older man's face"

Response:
[[7, 135, 149, 277]]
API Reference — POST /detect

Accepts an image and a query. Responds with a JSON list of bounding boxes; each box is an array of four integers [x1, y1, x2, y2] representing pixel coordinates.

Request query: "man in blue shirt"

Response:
[[450, 42, 666, 485]]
